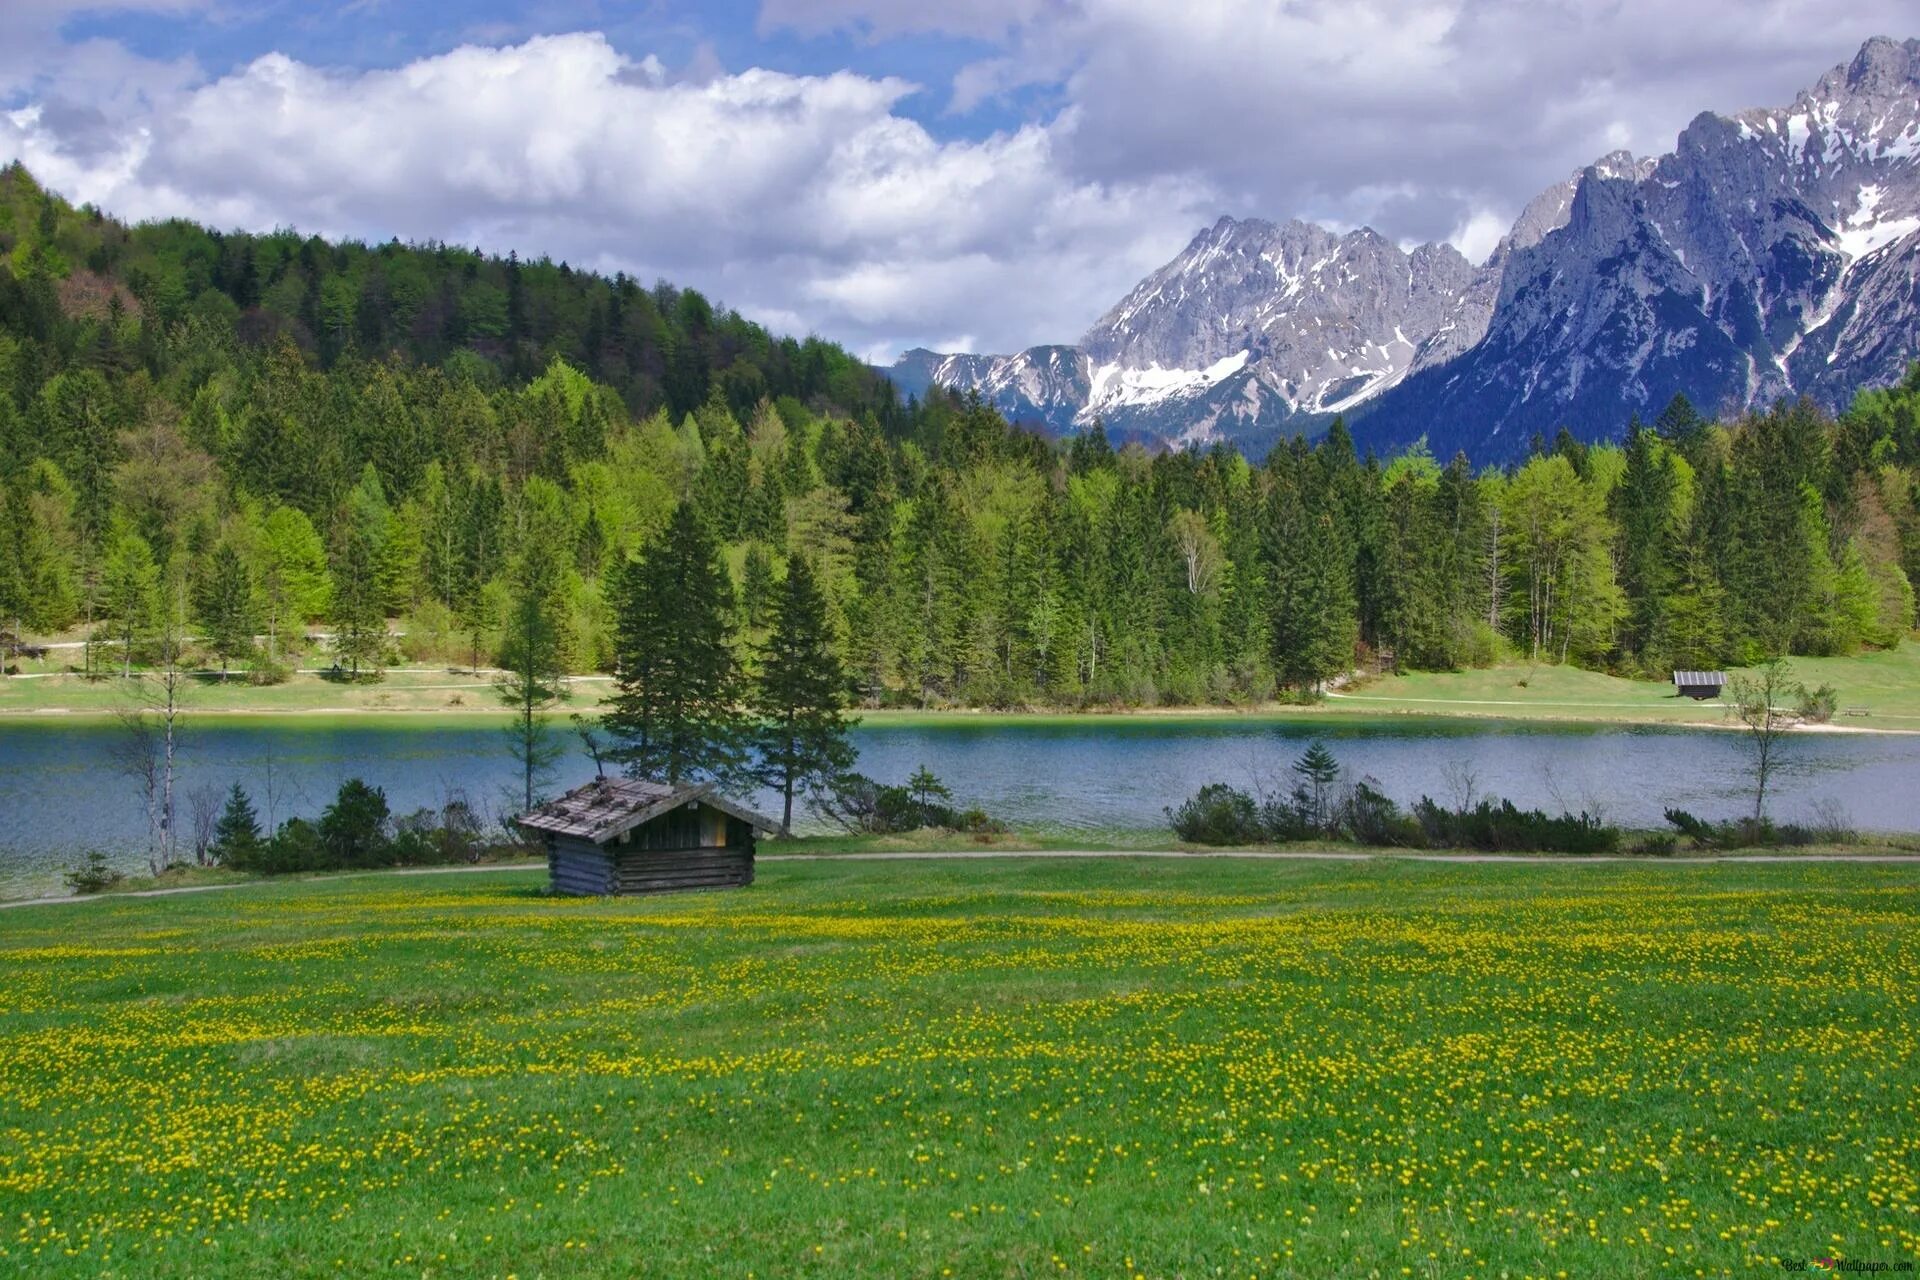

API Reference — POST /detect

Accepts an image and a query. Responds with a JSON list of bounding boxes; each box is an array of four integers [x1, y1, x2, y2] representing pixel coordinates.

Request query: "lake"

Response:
[[1, 717, 1915, 897]]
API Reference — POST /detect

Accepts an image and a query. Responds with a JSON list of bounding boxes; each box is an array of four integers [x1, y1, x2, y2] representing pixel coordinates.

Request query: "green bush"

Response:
[[1166, 784, 1263, 845], [1797, 682, 1838, 723], [63, 850, 123, 895], [1413, 797, 1618, 854], [316, 779, 392, 867]]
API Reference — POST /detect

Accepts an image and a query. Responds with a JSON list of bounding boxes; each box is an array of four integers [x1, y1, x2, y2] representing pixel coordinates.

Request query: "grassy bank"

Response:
[[4, 646, 1918, 730], [1, 857, 1915, 1276]]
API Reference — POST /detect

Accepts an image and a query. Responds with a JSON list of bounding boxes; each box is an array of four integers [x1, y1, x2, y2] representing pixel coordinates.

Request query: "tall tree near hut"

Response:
[[751, 555, 856, 833], [603, 503, 745, 785], [495, 538, 570, 814]]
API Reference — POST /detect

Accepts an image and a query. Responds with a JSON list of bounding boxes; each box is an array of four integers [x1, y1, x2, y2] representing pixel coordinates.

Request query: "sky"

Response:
[[2, 2, 1915, 363]]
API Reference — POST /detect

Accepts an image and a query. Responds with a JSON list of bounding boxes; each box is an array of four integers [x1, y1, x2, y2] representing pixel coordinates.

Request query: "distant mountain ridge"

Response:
[[886, 37, 1920, 459]]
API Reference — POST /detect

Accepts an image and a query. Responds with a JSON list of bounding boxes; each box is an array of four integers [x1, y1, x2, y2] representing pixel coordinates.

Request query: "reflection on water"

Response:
[[1, 717, 1915, 896]]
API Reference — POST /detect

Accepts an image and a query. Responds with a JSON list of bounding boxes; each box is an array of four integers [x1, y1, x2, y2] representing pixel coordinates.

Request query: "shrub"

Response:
[[262, 817, 323, 873], [1342, 781, 1424, 847], [1414, 797, 1618, 854], [1663, 808, 1832, 850], [1166, 784, 1263, 845], [814, 768, 1001, 835], [64, 850, 123, 895], [247, 657, 292, 686], [316, 779, 392, 867], [1797, 682, 1838, 724]]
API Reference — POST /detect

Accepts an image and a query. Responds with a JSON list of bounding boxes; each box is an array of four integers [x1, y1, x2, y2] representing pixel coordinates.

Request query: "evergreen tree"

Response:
[[195, 542, 258, 676], [1289, 739, 1341, 832], [495, 540, 570, 813], [100, 528, 158, 678], [1270, 497, 1356, 695], [751, 555, 857, 833], [741, 542, 774, 629], [602, 502, 745, 784], [209, 782, 264, 868], [329, 469, 392, 679], [1614, 427, 1681, 668]]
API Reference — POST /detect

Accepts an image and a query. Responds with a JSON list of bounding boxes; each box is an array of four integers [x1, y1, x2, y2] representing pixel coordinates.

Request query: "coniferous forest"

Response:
[[2, 161, 1918, 712]]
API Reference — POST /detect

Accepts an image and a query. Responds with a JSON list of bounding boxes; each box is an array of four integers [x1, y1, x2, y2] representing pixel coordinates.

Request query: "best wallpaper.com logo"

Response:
[[1781, 1257, 1915, 1274]]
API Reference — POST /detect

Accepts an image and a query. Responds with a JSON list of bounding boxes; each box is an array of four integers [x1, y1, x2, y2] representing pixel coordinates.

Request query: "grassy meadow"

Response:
[[5, 645, 1919, 731], [1, 857, 1916, 1277]]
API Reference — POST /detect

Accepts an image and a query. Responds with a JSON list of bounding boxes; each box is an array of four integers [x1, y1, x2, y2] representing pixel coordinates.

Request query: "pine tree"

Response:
[[195, 542, 257, 676], [1271, 499, 1356, 695], [1290, 739, 1341, 832], [209, 782, 264, 868], [495, 540, 570, 813], [1614, 426, 1680, 668], [100, 528, 158, 678], [751, 555, 857, 833], [741, 542, 774, 630], [329, 472, 390, 680], [603, 503, 745, 784]]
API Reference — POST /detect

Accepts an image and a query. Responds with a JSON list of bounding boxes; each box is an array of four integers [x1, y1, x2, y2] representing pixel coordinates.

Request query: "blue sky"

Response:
[[4, 2, 1916, 360]]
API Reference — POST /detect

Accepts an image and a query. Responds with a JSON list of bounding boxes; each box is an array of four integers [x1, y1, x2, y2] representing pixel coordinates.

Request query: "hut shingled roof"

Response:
[[515, 777, 778, 844]]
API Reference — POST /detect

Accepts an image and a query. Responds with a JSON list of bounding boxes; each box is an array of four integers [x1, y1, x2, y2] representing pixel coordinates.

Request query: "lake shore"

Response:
[[5, 649, 1919, 733]]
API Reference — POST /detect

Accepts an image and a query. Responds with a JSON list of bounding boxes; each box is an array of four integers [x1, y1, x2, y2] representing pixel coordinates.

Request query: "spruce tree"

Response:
[[751, 555, 856, 833], [209, 782, 264, 868], [329, 468, 399, 680], [495, 540, 570, 813], [1290, 740, 1342, 832], [195, 542, 258, 676], [1614, 426, 1680, 668], [603, 502, 745, 785]]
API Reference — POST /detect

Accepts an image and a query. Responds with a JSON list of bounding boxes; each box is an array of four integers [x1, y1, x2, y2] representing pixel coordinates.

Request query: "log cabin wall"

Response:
[[545, 802, 756, 896]]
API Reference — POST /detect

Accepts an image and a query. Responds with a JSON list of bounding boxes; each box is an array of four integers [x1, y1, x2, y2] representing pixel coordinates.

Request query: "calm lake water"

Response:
[[0, 717, 1915, 897]]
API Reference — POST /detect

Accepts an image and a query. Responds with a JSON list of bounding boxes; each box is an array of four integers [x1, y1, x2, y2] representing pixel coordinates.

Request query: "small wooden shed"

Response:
[[1671, 670, 1728, 700], [516, 777, 778, 897]]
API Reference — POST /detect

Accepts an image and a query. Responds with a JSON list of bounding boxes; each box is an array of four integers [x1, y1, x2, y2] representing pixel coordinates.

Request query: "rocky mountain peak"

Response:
[[1814, 34, 1920, 102], [889, 36, 1920, 461]]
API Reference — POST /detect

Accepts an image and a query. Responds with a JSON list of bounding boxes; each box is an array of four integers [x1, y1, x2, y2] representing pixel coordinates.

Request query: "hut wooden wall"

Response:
[[548, 836, 617, 896], [545, 804, 756, 896]]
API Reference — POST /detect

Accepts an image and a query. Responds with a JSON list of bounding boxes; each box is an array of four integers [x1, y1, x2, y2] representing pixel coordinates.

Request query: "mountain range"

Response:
[[884, 36, 1920, 459]]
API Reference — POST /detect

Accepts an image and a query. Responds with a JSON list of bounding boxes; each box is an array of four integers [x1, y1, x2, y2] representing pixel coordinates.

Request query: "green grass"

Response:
[[7, 646, 1916, 731], [2, 858, 1915, 1276], [1332, 646, 1920, 726], [0, 665, 609, 723]]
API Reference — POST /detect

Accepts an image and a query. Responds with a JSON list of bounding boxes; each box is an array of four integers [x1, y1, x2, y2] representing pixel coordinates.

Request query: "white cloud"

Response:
[[0, 31, 1213, 355], [769, 0, 1920, 255], [9, 3, 1918, 360], [1448, 208, 1509, 266]]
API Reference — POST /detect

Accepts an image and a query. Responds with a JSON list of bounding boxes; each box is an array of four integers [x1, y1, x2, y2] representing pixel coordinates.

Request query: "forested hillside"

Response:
[[2, 163, 1917, 707]]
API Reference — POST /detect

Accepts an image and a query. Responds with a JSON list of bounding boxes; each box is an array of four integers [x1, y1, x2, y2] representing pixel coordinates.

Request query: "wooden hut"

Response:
[[516, 777, 778, 896], [1671, 670, 1728, 700]]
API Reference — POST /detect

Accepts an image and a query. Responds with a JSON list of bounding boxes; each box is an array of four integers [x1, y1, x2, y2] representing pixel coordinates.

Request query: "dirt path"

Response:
[[4, 849, 1917, 911]]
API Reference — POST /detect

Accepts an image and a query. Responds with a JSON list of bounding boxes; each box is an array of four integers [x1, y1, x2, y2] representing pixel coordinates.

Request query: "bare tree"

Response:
[[1168, 509, 1225, 597], [1440, 759, 1480, 813], [119, 582, 190, 869], [111, 709, 163, 875], [1726, 657, 1802, 822], [187, 782, 221, 866]]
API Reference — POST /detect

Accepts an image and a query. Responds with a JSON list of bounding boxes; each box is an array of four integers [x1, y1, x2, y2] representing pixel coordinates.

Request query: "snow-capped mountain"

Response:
[[887, 36, 1920, 460], [1359, 35, 1920, 455], [888, 219, 1482, 447]]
